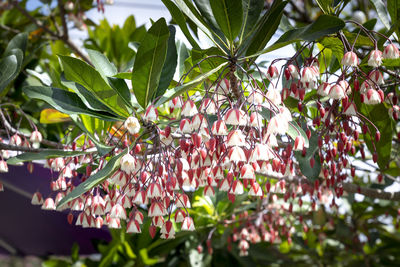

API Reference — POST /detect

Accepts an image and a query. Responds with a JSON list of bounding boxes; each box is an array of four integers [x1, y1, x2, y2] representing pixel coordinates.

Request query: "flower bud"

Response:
[[368, 50, 383, 68], [383, 44, 399, 59], [124, 116, 140, 135], [341, 51, 358, 67]]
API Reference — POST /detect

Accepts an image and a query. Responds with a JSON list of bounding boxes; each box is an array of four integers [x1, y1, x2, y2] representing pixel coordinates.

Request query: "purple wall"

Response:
[[0, 163, 111, 256]]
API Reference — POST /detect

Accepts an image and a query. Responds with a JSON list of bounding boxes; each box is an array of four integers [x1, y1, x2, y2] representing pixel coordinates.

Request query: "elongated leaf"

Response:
[[387, 0, 400, 38], [132, 18, 169, 108], [107, 77, 134, 109], [175, 40, 189, 80], [155, 25, 178, 98], [315, 0, 332, 14], [59, 55, 129, 117], [239, 0, 264, 43], [210, 0, 243, 42], [369, 0, 391, 30], [155, 62, 228, 107], [162, 0, 200, 49], [23, 86, 119, 120], [57, 150, 127, 208], [0, 54, 18, 94], [113, 72, 132, 80], [86, 49, 118, 77], [244, 0, 287, 57], [7, 150, 91, 165], [294, 132, 320, 181], [193, 0, 220, 30], [60, 73, 118, 114], [249, 14, 345, 58]]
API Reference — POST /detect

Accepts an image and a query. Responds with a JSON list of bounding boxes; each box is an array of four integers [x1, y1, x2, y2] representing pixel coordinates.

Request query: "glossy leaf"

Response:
[[0, 54, 18, 94], [7, 150, 91, 165], [162, 0, 200, 49], [210, 0, 243, 42], [155, 25, 178, 98], [175, 40, 189, 80], [244, 0, 287, 57], [4, 32, 28, 55], [369, 0, 391, 30], [155, 62, 228, 107], [387, 0, 400, 38], [239, 0, 264, 43], [86, 48, 118, 77], [59, 55, 130, 117], [56, 149, 127, 208], [249, 14, 345, 58], [23, 86, 119, 120], [131, 18, 169, 108]]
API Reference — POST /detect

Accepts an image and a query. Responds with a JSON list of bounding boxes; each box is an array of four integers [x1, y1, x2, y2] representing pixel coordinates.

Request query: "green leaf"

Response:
[[382, 58, 400, 68], [239, 0, 264, 43], [294, 132, 321, 181], [70, 114, 114, 156], [86, 48, 118, 77], [320, 37, 344, 65], [315, 0, 333, 14], [162, 0, 200, 49], [60, 73, 119, 114], [210, 0, 243, 42], [4, 32, 28, 55], [357, 102, 393, 170], [243, 0, 287, 57], [57, 149, 128, 208], [0, 54, 18, 94], [155, 62, 228, 107], [249, 14, 345, 58], [113, 72, 132, 79], [7, 150, 91, 165], [155, 25, 178, 98], [131, 18, 170, 108], [59, 55, 129, 117], [287, 122, 309, 148], [369, 0, 391, 30], [175, 40, 189, 80], [23, 86, 119, 120], [387, 0, 400, 38]]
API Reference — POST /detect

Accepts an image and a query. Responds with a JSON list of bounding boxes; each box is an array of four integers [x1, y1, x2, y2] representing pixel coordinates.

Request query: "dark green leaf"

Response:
[[132, 18, 169, 108], [175, 40, 189, 80], [7, 150, 91, 165], [155, 25, 178, 98], [162, 0, 200, 49], [60, 73, 119, 114], [107, 77, 135, 109], [387, 0, 400, 38], [0, 54, 18, 94], [239, 0, 264, 43], [155, 62, 228, 107], [59, 55, 129, 117], [23, 86, 119, 120], [250, 14, 345, 57], [382, 58, 400, 68], [4, 32, 28, 55], [244, 0, 287, 57], [57, 149, 127, 208], [210, 0, 243, 42]]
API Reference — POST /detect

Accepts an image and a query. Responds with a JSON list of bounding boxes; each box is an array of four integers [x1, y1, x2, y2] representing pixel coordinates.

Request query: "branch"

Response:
[[256, 172, 400, 201], [9, 0, 92, 65], [57, 0, 69, 40], [0, 142, 59, 153], [0, 109, 62, 148]]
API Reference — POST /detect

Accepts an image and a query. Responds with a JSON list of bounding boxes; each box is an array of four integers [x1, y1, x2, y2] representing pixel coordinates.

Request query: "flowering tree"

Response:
[[1, 0, 400, 265]]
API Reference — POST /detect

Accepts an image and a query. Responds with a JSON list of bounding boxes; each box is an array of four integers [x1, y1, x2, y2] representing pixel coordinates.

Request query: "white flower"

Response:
[[181, 217, 195, 231], [293, 135, 306, 151], [225, 108, 248, 126], [317, 82, 331, 97], [211, 120, 228, 136], [368, 50, 383, 67], [199, 98, 217, 114], [328, 84, 346, 100], [343, 102, 357, 116], [383, 44, 400, 59], [267, 113, 288, 135], [226, 130, 246, 147], [364, 89, 383, 105], [120, 154, 136, 174], [266, 88, 281, 106], [124, 116, 140, 135], [143, 105, 158, 122], [341, 51, 358, 67], [30, 130, 42, 148], [181, 100, 198, 117]]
